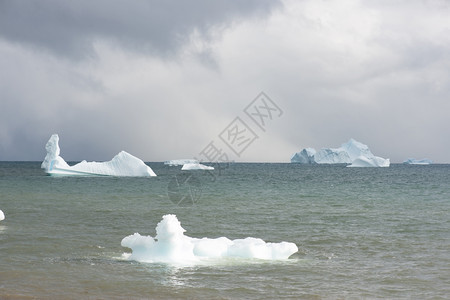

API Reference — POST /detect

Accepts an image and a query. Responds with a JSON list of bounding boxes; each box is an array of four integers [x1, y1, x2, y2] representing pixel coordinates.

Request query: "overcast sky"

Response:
[[1, 0, 449, 163]]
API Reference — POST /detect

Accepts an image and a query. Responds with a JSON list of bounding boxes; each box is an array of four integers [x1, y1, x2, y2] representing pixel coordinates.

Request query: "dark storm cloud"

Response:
[[0, 0, 280, 58]]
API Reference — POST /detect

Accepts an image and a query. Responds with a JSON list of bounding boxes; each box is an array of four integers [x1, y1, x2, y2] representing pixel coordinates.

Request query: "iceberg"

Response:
[[164, 159, 199, 166], [0, 209, 4, 221], [291, 138, 390, 167], [41, 134, 156, 177], [403, 158, 433, 165], [181, 163, 214, 171], [121, 214, 298, 264]]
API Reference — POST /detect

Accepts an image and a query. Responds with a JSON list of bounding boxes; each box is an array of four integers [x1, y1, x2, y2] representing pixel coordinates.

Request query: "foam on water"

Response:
[[121, 214, 298, 264]]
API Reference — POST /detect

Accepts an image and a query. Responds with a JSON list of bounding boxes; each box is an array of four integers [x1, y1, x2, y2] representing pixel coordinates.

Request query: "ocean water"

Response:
[[1, 162, 449, 299]]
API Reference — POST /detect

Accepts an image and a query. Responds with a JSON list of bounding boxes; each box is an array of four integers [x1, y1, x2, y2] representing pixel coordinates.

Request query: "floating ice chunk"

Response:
[[121, 214, 298, 264], [181, 163, 214, 171], [0, 209, 4, 221], [347, 155, 390, 167], [403, 158, 433, 165], [41, 134, 156, 177], [164, 159, 199, 166]]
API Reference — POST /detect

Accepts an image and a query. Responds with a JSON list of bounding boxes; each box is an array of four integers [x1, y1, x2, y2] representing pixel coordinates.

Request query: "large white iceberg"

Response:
[[0, 209, 4, 221], [121, 214, 298, 264], [291, 138, 390, 167], [403, 158, 433, 165], [41, 134, 156, 176]]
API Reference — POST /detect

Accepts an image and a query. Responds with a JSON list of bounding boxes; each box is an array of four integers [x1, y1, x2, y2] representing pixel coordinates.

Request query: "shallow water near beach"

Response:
[[1, 162, 449, 299]]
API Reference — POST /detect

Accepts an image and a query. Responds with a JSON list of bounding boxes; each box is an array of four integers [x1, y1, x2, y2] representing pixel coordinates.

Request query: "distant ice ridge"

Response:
[[121, 214, 298, 264], [0, 209, 4, 221], [291, 138, 390, 167], [41, 134, 156, 176], [164, 159, 199, 166], [181, 163, 214, 171], [403, 158, 433, 165]]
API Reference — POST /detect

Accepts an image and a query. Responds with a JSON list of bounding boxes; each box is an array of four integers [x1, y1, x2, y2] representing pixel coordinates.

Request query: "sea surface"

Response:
[[1, 162, 449, 299]]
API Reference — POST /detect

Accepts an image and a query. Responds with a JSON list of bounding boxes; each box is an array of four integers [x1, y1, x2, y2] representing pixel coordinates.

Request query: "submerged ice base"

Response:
[[121, 215, 298, 264], [41, 134, 156, 177]]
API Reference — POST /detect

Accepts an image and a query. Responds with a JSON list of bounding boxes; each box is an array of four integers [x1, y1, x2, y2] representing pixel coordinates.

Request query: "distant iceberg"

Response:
[[0, 209, 4, 221], [291, 138, 390, 167], [181, 163, 214, 171], [164, 159, 199, 166], [403, 158, 433, 165], [121, 214, 298, 264], [41, 134, 156, 177]]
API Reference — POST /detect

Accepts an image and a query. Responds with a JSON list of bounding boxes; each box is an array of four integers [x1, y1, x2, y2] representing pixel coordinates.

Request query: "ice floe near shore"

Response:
[[291, 138, 390, 167], [41, 134, 156, 176], [121, 214, 298, 264]]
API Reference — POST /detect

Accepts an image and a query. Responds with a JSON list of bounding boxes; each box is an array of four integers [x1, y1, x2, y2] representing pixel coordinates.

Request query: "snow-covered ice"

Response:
[[291, 138, 390, 167], [164, 159, 199, 166], [0, 209, 4, 221], [403, 158, 433, 165], [181, 163, 214, 171], [41, 134, 156, 176], [121, 214, 298, 264]]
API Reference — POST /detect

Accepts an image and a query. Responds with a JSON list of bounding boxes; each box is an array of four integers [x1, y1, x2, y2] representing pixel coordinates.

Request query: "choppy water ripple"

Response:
[[1, 162, 449, 299]]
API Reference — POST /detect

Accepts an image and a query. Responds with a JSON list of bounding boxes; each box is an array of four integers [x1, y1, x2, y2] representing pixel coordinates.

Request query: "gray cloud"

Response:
[[0, 0, 280, 59]]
